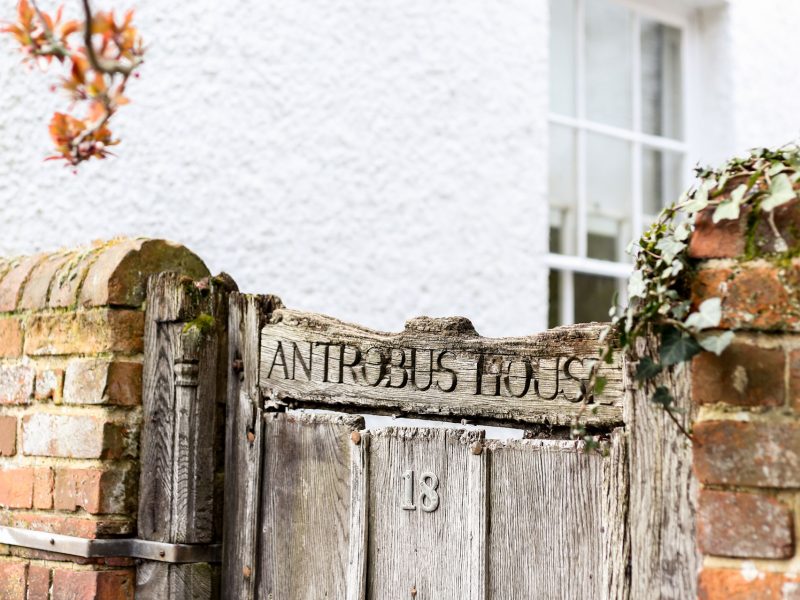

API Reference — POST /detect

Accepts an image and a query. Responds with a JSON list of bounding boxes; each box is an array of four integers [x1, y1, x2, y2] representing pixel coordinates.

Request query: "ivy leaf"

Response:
[[651, 385, 674, 408], [761, 172, 796, 211], [712, 184, 747, 223], [635, 357, 662, 382], [684, 297, 722, 331], [655, 237, 686, 263], [673, 221, 691, 241], [683, 180, 713, 212], [698, 331, 734, 355], [628, 269, 646, 300], [659, 327, 702, 366], [593, 376, 607, 396]]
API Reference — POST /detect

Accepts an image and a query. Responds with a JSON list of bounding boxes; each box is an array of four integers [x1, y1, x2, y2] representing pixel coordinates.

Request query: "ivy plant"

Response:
[[577, 144, 800, 445]]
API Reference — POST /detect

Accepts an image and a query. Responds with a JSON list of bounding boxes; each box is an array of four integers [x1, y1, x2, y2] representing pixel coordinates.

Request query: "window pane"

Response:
[[586, 0, 633, 128], [549, 124, 578, 254], [643, 147, 683, 216], [641, 20, 683, 139], [548, 268, 561, 328], [574, 273, 616, 323], [586, 133, 631, 260], [549, 0, 576, 115]]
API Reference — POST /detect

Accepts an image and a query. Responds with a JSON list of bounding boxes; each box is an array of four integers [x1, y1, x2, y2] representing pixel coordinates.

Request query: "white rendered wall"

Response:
[[0, 0, 550, 337]]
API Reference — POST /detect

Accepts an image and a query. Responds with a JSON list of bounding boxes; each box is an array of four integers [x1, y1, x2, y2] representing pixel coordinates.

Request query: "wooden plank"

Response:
[[485, 439, 605, 599], [259, 309, 622, 426], [602, 428, 630, 600], [221, 293, 282, 600], [345, 430, 369, 600], [258, 411, 364, 600], [366, 427, 486, 599], [137, 272, 232, 600], [627, 338, 698, 599]]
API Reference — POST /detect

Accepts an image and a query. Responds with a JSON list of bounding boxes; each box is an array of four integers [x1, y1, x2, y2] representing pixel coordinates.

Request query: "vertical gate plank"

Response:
[[486, 439, 604, 599], [346, 430, 369, 600], [221, 293, 280, 599], [627, 339, 698, 599], [602, 429, 630, 600], [258, 411, 364, 599], [366, 428, 486, 600]]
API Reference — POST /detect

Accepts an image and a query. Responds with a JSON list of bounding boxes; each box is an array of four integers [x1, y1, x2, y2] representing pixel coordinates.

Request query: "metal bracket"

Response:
[[0, 526, 221, 564]]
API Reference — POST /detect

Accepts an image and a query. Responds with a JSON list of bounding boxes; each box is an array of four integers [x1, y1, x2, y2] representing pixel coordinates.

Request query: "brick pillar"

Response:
[[688, 203, 800, 599], [0, 239, 208, 600]]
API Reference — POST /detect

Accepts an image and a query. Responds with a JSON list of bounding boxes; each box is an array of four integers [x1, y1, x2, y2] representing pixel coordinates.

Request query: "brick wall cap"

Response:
[[0, 238, 211, 312]]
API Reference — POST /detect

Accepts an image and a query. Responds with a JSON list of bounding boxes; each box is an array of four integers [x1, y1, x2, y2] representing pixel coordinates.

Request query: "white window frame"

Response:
[[546, 0, 692, 325]]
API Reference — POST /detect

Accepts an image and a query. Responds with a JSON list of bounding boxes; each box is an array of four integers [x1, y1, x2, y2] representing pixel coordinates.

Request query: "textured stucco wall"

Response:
[[0, 0, 550, 337]]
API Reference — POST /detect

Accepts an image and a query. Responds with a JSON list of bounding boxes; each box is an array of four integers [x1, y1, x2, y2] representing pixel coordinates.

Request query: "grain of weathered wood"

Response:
[[486, 439, 605, 599], [345, 430, 369, 600], [221, 293, 282, 600], [602, 428, 630, 600], [367, 427, 486, 599], [627, 337, 698, 600], [258, 411, 363, 600], [259, 310, 623, 426], [137, 272, 230, 600]]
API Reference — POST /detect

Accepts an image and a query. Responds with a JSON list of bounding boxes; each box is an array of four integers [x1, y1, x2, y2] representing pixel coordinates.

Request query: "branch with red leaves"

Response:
[[2, 0, 144, 166]]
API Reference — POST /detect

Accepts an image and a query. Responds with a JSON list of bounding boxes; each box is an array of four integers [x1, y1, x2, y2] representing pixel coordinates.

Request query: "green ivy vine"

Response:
[[577, 144, 800, 446]]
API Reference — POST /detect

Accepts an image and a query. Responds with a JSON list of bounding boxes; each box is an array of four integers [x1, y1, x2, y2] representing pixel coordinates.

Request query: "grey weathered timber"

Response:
[[367, 427, 486, 599], [486, 435, 628, 599], [603, 428, 630, 600], [221, 293, 282, 600], [345, 430, 369, 600], [259, 309, 623, 426], [258, 412, 363, 599], [627, 337, 698, 599], [137, 272, 232, 600]]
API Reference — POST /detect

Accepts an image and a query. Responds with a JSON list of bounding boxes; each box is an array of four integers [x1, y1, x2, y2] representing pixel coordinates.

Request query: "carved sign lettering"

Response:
[[259, 310, 623, 426]]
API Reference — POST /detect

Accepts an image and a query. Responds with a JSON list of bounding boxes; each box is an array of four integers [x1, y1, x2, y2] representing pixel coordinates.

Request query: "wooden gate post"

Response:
[[136, 272, 235, 599]]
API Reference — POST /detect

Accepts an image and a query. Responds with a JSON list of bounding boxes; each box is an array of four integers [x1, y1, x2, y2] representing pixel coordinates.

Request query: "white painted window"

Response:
[[547, 0, 689, 326]]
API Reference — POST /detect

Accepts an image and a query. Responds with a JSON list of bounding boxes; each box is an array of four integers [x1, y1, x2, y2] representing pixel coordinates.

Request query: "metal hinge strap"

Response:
[[0, 526, 221, 564]]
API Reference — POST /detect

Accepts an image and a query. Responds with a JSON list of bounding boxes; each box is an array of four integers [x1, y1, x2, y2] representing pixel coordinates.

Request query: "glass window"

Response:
[[547, 0, 687, 326]]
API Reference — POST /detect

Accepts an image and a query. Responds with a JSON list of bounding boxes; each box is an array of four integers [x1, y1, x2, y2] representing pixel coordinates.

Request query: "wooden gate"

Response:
[[221, 295, 629, 599]]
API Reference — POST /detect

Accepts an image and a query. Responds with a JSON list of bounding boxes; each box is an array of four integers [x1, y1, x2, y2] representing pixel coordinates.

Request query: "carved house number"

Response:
[[400, 470, 440, 512]]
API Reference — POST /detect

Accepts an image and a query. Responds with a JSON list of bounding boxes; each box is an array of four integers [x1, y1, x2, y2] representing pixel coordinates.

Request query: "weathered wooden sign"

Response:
[[258, 309, 623, 426]]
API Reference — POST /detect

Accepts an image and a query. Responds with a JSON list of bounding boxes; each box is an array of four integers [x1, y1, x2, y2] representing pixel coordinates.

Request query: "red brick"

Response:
[[79, 239, 208, 308], [18, 251, 74, 311], [692, 263, 800, 331], [23, 310, 144, 356], [54, 467, 133, 515], [694, 420, 800, 487], [0, 318, 23, 358], [0, 467, 35, 508], [34, 369, 64, 403], [48, 246, 103, 309], [0, 512, 133, 538], [0, 562, 27, 599], [27, 565, 51, 599], [692, 342, 785, 407], [64, 360, 142, 406], [22, 414, 132, 460], [0, 364, 34, 405], [697, 489, 794, 558], [33, 467, 54, 510], [52, 569, 134, 600], [689, 206, 747, 259], [0, 416, 16, 456], [698, 567, 799, 600], [0, 255, 43, 312]]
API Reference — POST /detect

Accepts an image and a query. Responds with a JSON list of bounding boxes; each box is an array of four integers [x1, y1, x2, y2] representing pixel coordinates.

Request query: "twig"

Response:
[[29, 0, 69, 58], [81, 0, 140, 76]]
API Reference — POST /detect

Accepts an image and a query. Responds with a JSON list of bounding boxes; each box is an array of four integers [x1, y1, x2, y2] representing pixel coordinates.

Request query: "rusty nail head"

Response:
[[243, 566, 252, 578], [232, 359, 244, 373], [246, 431, 256, 443], [159, 550, 166, 557], [471, 441, 483, 455], [350, 431, 362, 445]]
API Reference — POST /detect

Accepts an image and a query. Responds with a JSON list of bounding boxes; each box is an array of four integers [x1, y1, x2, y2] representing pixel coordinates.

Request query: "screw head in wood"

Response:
[[232, 359, 244, 373], [411, 585, 417, 597], [470, 441, 483, 455], [246, 431, 256, 443], [350, 431, 362, 445], [242, 566, 252, 578]]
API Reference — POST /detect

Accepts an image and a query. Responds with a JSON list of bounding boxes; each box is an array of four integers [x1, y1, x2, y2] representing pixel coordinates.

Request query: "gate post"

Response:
[[136, 271, 236, 599]]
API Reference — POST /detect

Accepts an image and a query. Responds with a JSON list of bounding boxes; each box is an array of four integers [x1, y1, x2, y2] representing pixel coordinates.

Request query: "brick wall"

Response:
[[0, 239, 208, 600], [689, 203, 800, 599]]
